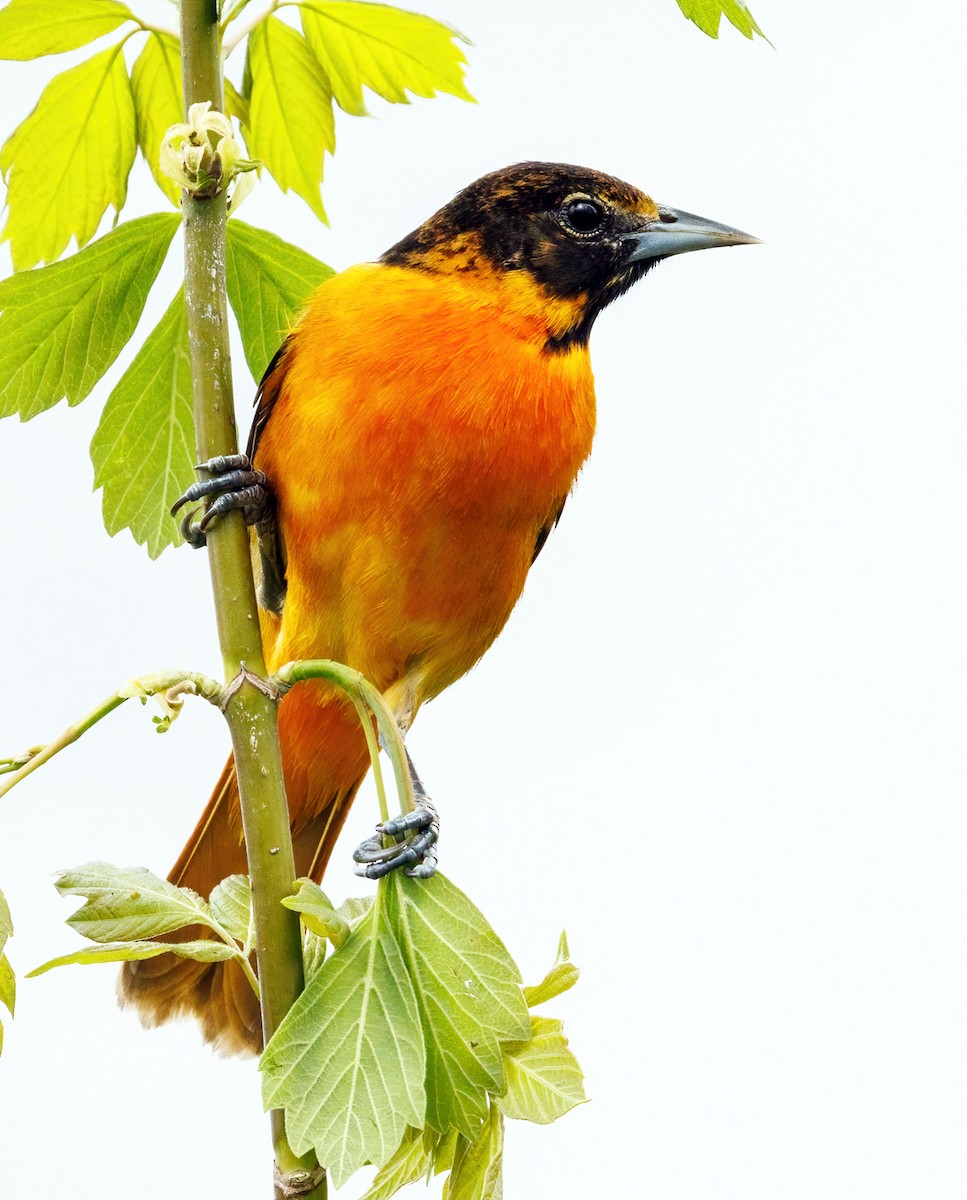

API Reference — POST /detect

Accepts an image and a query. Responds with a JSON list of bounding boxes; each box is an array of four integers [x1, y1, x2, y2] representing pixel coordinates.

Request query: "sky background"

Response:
[[2, 1, 966, 1196]]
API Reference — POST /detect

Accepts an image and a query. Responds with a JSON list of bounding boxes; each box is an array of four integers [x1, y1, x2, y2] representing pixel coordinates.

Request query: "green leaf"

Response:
[[1, 44, 138, 269], [224, 76, 250, 127], [359, 1126, 434, 1200], [337, 895, 374, 926], [523, 930, 580, 1007], [130, 31, 183, 206], [0, 896, 11, 1052], [444, 1103, 503, 1200], [90, 286, 195, 558], [225, 219, 332, 381], [0, 213, 179, 421], [0, 889, 12, 1049], [0, 0, 134, 60], [27, 939, 235, 977], [433, 1128, 460, 1176], [0, 952, 15, 1017], [496, 1016, 586, 1125], [303, 929, 328, 982], [385, 873, 531, 1138], [0, 888, 11, 953], [300, 1, 472, 117], [0, 945, 11, 1060], [244, 16, 334, 221], [282, 879, 350, 947], [675, 0, 766, 40], [56, 862, 214, 943], [261, 894, 426, 1188], [360, 1126, 455, 1200], [210, 875, 253, 948]]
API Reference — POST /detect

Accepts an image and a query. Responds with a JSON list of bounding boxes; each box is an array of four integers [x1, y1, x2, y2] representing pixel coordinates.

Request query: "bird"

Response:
[[119, 162, 758, 1054]]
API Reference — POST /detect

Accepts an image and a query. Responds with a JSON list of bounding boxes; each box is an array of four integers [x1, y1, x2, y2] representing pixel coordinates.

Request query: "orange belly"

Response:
[[254, 264, 597, 821]]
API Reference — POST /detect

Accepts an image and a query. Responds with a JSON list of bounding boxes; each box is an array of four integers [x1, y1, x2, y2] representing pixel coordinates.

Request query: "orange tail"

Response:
[[119, 687, 370, 1055]]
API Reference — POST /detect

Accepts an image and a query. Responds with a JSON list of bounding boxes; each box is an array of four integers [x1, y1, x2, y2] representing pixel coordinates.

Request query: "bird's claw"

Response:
[[171, 454, 273, 547], [353, 801, 440, 880]]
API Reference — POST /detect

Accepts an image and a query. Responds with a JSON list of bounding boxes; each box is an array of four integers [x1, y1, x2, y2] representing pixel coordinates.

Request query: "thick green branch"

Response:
[[178, 4, 322, 1196]]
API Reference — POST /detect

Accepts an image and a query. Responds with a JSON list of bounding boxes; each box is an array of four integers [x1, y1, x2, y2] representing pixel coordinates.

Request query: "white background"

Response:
[[2, 1, 966, 1196]]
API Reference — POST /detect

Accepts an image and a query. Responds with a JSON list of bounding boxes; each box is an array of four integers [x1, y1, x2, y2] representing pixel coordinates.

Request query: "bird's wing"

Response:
[[531, 496, 568, 563], [247, 338, 292, 462], [247, 340, 292, 614]]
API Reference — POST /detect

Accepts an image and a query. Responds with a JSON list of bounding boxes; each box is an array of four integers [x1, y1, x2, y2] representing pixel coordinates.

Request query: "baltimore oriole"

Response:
[[120, 162, 758, 1053]]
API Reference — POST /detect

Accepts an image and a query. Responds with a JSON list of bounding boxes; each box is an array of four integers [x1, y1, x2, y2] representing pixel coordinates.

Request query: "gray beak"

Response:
[[625, 206, 761, 262]]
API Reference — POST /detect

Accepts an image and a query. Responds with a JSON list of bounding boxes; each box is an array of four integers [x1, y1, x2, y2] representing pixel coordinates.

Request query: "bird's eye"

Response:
[[562, 198, 606, 236]]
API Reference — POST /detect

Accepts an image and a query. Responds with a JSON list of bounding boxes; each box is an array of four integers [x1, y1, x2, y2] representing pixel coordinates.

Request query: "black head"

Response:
[[381, 162, 758, 351]]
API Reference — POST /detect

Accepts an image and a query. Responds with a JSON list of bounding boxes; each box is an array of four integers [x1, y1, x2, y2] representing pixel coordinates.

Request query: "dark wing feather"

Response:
[[246, 338, 291, 462], [532, 496, 568, 563], [246, 340, 292, 613]]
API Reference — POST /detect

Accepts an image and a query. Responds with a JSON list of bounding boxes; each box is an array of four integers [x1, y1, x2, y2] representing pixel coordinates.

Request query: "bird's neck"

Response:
[[380, 229, 593, 351]]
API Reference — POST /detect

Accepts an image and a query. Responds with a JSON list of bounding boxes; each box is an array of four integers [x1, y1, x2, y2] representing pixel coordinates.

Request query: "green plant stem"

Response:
[[178, 4, 323, 1196], [273, 660, 416, 819], [208, 916, 262, 997], [346, 690, 390, 826], [0, 670, 222, 799]]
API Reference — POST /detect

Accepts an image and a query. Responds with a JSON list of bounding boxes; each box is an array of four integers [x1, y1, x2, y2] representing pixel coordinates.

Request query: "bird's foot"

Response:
[[353, 800, 440, 880], [171, 454, 273, 548]]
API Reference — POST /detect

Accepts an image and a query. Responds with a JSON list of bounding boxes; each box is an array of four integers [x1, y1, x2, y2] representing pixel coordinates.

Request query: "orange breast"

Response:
[[255, 263, 596, 711]]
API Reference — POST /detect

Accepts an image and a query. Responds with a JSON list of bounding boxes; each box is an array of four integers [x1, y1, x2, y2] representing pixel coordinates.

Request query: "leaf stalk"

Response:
[[222, 0, 282, 56], [274, 659, 416, 819], [0, 670, 222, 800]]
